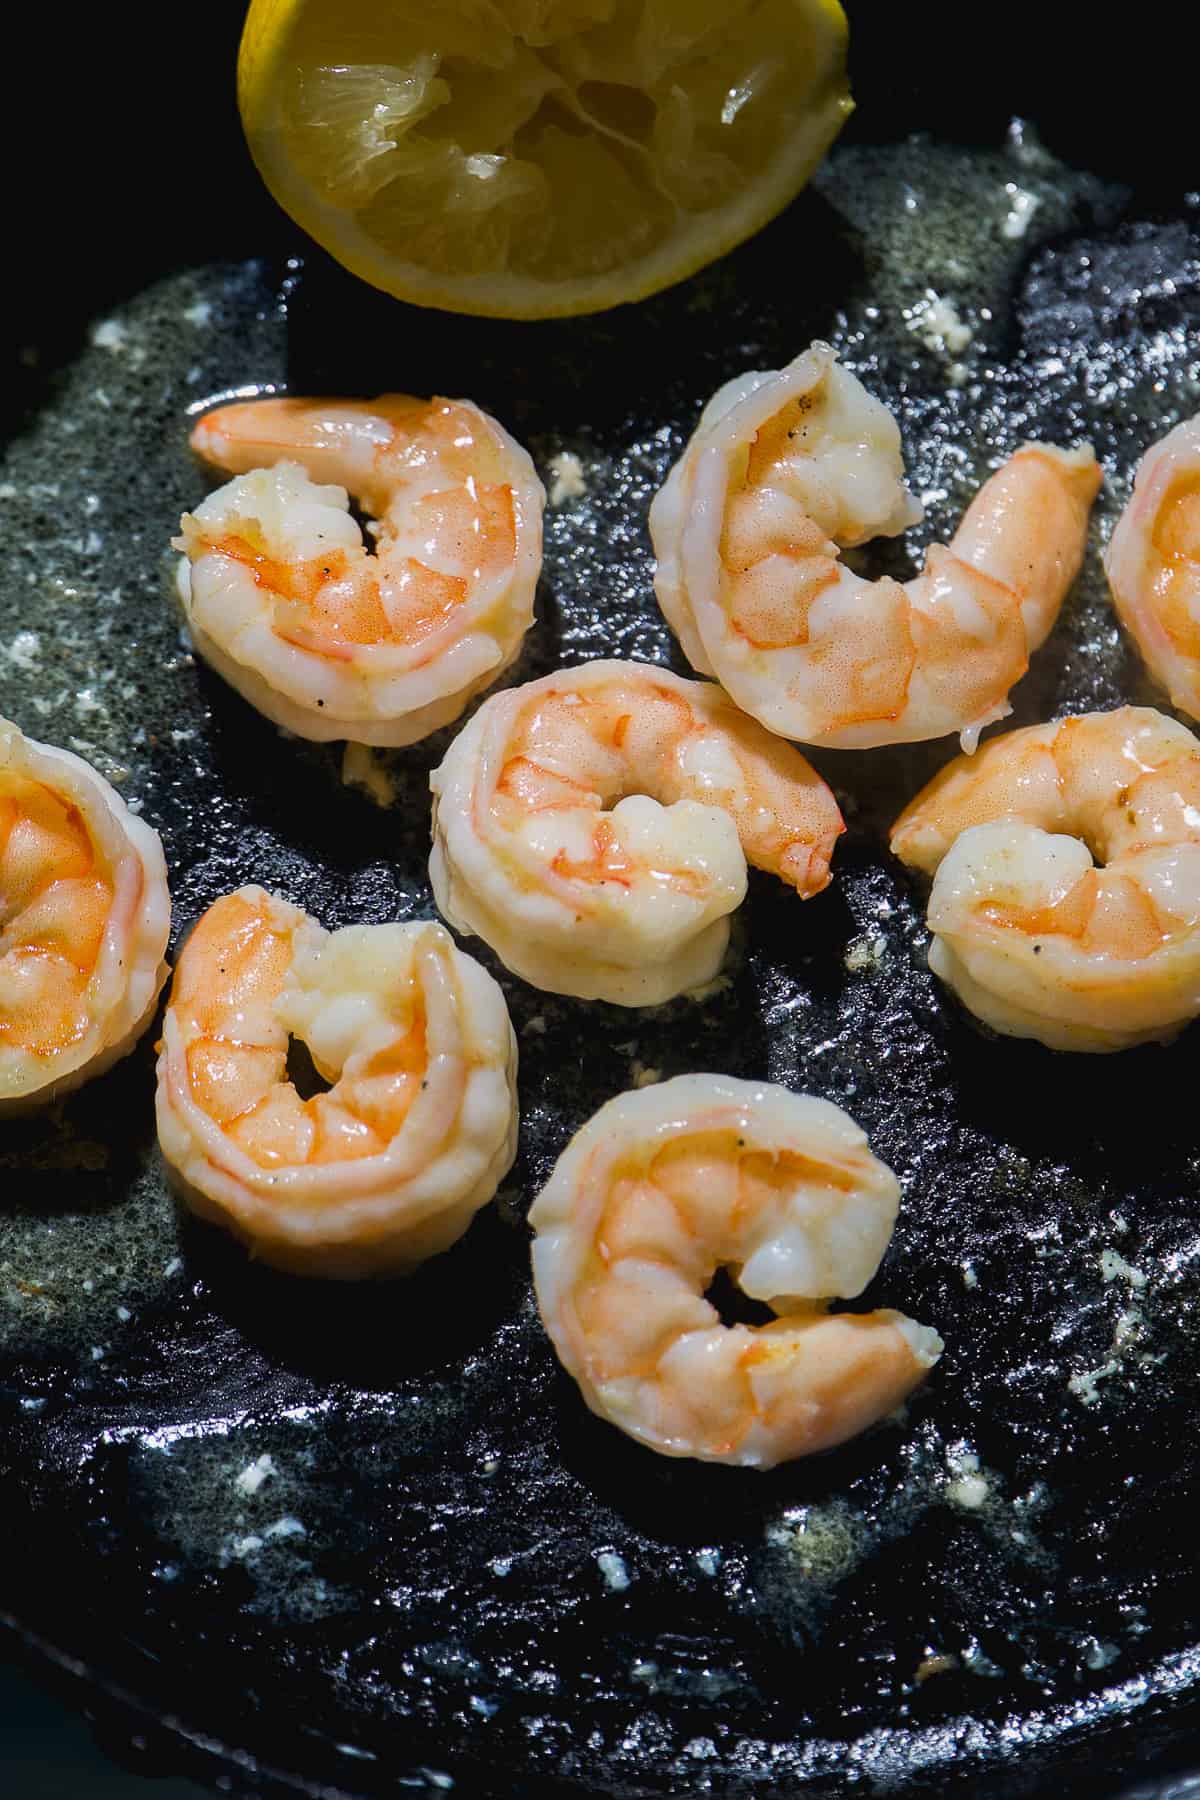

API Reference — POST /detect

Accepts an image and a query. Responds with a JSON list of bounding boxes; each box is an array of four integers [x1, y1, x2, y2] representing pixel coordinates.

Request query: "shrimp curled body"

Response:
[[175, 394, 544, 745], [155, 888, 518, 1276], [0, 719, 170, 1110], [650, 343, 1101, 750], [529, 1074, 942, 1468], [1105, 415, 1200, 721], [891, 707, 1200, 1052], [429, 660, 844, 1007]]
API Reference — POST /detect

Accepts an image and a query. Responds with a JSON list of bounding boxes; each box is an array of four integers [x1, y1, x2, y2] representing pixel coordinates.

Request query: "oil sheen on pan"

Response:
[[2, 104, 1200, 1800]]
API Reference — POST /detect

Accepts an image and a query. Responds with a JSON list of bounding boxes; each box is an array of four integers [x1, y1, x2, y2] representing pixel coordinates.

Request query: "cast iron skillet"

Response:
[[3, 4, 1200, 1794]]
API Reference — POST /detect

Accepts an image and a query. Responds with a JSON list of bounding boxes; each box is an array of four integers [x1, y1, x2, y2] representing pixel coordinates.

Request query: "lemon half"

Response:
[[238, 0, 852, 319]]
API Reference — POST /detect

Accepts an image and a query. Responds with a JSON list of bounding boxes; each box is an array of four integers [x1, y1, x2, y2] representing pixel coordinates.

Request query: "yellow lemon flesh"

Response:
[[238, 0, 852, 319]]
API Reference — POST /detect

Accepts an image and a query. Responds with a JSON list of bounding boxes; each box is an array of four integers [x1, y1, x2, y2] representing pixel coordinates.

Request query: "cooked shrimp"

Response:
[[0, 718, 170, 1110], [174, 393, 544, 744], [429, 660, 844, 1007], [1105, 415, 1200, 720], [650, 342, 1101, 751], [891, 707, 1200, 1051], [529, 1075, 942, 1468], [155, 888, 517, 1276]]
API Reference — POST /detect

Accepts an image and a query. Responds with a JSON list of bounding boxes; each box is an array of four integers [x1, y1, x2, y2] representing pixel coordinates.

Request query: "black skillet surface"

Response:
[[3, 5, 1200, 1795]]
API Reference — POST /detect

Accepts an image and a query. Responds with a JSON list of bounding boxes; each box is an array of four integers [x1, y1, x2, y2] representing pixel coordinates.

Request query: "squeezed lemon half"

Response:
[[238, 0, 852, 318]]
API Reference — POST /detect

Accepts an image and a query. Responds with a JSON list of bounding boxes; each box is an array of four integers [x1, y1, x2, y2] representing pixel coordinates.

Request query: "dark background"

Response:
[[0, 1663, 207, 1797]]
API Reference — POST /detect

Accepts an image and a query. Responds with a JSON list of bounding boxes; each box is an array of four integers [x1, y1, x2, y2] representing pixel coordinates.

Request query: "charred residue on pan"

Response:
[[1, 128, 1200, 1799]]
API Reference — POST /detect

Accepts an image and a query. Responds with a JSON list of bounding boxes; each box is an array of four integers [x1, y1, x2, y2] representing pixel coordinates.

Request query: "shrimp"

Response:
[[529, 1075, 942, 1468], [174, 393, 544, 745], [649, 342, 1101, 751], [429, 660, 844, 1007], [155, 888, 517, 1277], [891, 707, 1200, 1052], [0, 719, 170, 1110], [1105, 415, 1200, 721]]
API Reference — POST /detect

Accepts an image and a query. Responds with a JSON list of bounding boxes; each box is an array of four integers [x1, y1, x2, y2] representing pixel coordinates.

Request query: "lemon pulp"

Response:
[[239, 0, 852, 317]]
